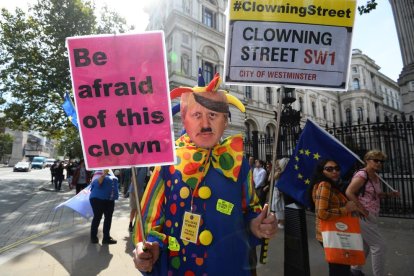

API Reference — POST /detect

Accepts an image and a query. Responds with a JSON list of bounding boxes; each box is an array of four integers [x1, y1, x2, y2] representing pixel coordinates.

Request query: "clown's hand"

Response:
[[133, 241, 160, 272], [250, 204, 277, 239]]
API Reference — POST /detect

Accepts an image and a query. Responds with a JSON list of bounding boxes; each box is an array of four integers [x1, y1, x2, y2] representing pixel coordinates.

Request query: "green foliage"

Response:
[[0, 133, 13, 160], [96, 5, 134, 34], [56, 125, 83, 159], [0, 0, 132, 139], [358, 0, 378, 15]]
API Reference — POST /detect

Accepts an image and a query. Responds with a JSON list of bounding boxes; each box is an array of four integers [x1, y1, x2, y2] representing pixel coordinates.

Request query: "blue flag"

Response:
[[62, 92, 78, 128], [55, 185, 93, 218], [277, 119, 361, 207]]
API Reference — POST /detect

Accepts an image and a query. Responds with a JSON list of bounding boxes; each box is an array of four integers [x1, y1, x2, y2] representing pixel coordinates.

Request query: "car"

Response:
[[45, 158, 56, 168], [13, 161, 32, 172]]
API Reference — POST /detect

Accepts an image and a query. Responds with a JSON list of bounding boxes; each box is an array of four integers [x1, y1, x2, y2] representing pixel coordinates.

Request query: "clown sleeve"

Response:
[[133, 166, 167, 247], [240, 158, 262, 247], [241, 159, 262, 221]]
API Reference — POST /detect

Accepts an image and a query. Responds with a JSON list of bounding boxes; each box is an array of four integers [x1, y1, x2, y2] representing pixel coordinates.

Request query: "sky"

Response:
[[1, 0, 403, 81]]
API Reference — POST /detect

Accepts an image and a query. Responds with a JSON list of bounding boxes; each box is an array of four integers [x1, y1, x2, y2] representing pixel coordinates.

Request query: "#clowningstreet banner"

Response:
[[224, 0, 357, 90]]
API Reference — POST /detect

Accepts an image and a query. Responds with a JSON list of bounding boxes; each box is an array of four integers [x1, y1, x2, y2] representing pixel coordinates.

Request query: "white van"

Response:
[[45, 158, 56, 168]]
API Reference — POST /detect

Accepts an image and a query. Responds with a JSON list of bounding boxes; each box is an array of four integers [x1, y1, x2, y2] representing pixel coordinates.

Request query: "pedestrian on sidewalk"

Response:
[[310, 159, 365, 276], [128, 167, 148, 232], [346, 150, 400, 276], [66, 160, 76, 189], [90, 169, 119, 244], [121, 168, 132, 196], [253, 159, 268, 206], [72, 159, 92, 194], [271, 158, 289, 229], [50, 161, 58, 184], [54, 161, 64, 191]]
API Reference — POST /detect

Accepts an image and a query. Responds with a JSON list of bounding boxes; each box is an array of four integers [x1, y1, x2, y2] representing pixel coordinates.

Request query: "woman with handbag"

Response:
[[346, 150, 399, 276], [309, 159, 364, 276]]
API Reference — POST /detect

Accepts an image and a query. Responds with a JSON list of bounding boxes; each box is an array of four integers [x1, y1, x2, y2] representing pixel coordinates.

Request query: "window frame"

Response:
[[202, 6, 215, 28]]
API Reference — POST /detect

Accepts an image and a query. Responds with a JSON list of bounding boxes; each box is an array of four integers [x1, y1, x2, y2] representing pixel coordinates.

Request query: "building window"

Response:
[[375, 103, 379, 117], [182, 33, 190, 45], [357, 107, 363, 121], [311, 102, 316, 116], [245, 122, 251, 140], [181, 54, 190, 76], [352, 78, 360, 90], [346, 108, 352, 124], [245, 86, 252, 99], [298, 97, 303, 111], [265, 87, 272, 104], [322, 106, 327, 119], [183, 0, 191, 14], [332, 109, 336, 123], [266, 125, 272, 138], [409, 81, 414, 91], [202, 7, 215, 28], [352, 66, 358, 73], [203, 61, 214, 83]]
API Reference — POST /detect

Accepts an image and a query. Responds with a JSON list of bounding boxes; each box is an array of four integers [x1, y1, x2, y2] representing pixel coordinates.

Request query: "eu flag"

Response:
[[62, 92, 78, 128], [277, 119, 360, 207]]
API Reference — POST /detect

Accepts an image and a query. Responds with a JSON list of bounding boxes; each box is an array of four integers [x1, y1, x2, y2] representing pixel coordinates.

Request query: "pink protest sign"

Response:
[[66, 32, 175, 170]]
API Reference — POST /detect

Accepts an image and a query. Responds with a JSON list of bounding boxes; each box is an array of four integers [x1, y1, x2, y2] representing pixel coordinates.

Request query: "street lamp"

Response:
[[274, 87, 309, 276], [275, 88, 301, 127]]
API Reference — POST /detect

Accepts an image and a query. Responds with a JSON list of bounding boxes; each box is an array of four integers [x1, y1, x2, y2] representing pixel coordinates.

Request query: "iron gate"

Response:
[[245, 115, 414, 218]]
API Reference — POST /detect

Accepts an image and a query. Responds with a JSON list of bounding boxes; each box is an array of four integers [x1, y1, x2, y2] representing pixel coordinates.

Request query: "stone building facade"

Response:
[[144, 0, 402, 140], [390, 0, 414, 116]]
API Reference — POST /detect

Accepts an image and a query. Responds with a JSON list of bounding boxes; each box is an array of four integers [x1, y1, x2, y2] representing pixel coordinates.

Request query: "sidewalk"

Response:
[[0, 181, 413, 275], [0, 182, 141, 275]]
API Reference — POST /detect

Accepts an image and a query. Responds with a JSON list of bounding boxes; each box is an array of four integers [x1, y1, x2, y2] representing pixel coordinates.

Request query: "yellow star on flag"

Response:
[[305, 149, 311, 156], [295, 156, 299, 162], [313, 153, 321, 160], [294, 164, 299, 170], [298, 173, 303, 179], [299, 149, 304, 154], [305, 179, 311, 185]]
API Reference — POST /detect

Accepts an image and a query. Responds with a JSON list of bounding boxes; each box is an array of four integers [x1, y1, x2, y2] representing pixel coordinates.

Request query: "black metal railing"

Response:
[[244, 115, 414, 218]]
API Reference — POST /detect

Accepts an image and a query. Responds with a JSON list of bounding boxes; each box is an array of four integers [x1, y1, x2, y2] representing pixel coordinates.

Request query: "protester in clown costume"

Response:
[[132, 71, 277, 275]]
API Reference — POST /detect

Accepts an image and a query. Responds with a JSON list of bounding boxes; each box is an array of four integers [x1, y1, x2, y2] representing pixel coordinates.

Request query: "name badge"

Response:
[[216, 199, 234, 215], [180, 211, 201, 244]]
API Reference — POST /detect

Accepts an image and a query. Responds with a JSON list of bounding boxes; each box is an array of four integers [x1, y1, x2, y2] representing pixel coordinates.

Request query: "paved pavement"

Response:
[[0, 180, 413, 276]]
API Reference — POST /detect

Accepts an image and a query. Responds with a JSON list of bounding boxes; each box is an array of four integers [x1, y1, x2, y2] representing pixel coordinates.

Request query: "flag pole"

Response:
[[131, 166, 146, 243], [259, 86, 284, 264]]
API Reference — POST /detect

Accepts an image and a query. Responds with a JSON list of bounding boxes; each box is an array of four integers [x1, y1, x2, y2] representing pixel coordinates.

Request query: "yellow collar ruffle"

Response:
[[175, 134, 244, 188]]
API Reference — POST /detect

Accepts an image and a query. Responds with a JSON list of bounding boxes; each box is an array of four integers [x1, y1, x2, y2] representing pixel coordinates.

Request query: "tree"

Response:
[[56, 126, 83, 160], [0, 116, 13, 162], [0, 0, 132, 138], [0, 133, 13, 162], [358, 0, 378, 15]]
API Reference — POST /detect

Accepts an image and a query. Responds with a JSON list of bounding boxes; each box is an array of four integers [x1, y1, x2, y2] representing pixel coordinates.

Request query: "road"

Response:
[[0, 167, 82, 258], [0, 167, 51, 219]]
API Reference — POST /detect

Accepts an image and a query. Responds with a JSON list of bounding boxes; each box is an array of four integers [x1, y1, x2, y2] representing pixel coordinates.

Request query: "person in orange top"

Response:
[[309, 159, 364, 276]]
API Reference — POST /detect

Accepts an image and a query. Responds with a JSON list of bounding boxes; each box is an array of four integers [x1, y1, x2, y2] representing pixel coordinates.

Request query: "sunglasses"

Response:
[[370, 159, 385, 164], [323, 166, 341, 172]]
